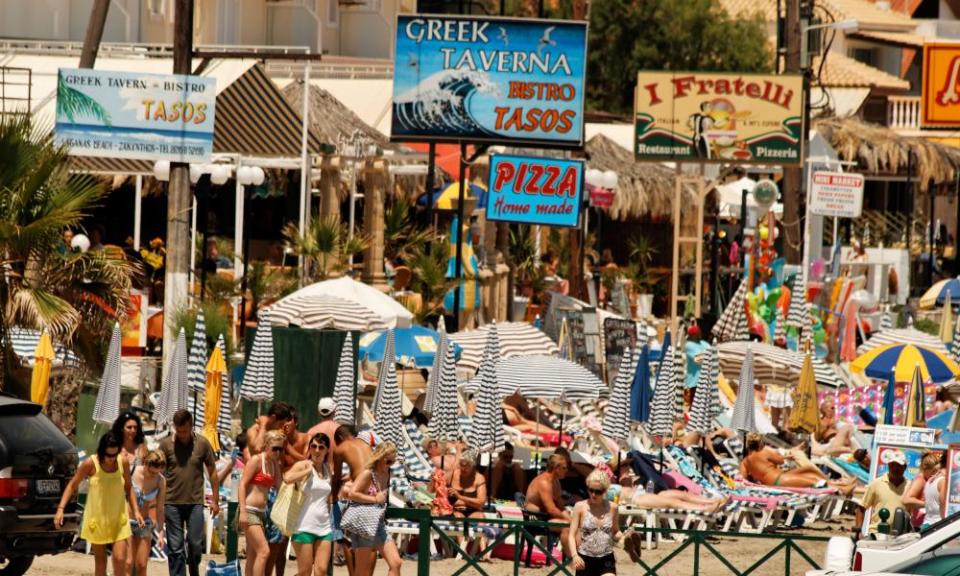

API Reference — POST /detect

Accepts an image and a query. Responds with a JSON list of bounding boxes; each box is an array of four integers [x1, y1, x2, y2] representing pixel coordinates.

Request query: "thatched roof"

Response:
[[281, 80, 390, 149], [585, 134, 698, 221], [815, 117, 960, 191]]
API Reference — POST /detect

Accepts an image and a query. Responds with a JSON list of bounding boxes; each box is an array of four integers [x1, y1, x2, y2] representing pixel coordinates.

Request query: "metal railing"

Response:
[[887, 96, 921, 130]]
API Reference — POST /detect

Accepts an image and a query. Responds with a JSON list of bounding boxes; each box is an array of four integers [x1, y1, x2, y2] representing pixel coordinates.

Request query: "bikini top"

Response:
[[130, 465, 160, 508], [251, 456, 276, 488]]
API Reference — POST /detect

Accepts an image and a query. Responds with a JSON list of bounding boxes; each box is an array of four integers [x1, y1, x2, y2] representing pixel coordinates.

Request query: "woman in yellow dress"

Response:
[[56, 432, 144, 576]]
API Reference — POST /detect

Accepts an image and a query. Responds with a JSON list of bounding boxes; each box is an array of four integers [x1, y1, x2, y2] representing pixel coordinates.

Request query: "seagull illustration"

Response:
[[537, 26, 557, 56], [497, 26, 509, 46], [407, 52, 418, 68]]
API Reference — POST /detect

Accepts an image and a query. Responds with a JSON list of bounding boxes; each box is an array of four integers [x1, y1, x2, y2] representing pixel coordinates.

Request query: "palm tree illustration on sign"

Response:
[[56, 75, 112, 126]]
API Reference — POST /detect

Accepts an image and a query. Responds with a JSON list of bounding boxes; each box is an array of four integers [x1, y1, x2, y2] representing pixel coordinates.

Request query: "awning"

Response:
[[849, 31, 925, 48]]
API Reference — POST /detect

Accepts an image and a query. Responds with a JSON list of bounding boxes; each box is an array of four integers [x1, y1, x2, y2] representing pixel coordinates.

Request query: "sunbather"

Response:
[[741, 433, 856, 495], [612, 454, 727, 512], [811, 397, 857, 457]]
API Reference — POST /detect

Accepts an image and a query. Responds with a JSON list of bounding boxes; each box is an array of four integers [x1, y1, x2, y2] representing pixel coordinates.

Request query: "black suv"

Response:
[[0, 393, 79, 575]]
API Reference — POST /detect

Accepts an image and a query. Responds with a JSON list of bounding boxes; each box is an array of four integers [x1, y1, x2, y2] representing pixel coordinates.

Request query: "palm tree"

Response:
[[0, 114, 138, 432], [55, 75, 112, 126], [383, 197, 433, 263], [282, 215, 368, 282], [405, 239, 457, 324]]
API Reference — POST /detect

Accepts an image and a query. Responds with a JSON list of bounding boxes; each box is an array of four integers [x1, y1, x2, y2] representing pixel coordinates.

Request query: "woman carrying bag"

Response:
[[282, 433, 334, 576], [347, 441, 402, 576]]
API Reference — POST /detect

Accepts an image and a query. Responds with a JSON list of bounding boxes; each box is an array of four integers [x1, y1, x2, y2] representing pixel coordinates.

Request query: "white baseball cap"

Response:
[[886, 450, 907, 466], [317, 397, 337, 417]]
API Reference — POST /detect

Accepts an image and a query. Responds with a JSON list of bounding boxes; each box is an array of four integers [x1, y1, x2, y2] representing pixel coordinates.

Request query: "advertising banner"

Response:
[[486, 154, 583, 227], [392, 15, 587, 147], [947, 445, 960, 517], [55, 68, 215, 163], [922, 43, 960, 128], [809, 171, 865, 218], [634, 71, 803, 165]]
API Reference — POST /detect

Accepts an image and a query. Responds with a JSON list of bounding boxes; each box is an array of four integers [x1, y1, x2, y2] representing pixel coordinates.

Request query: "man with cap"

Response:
[[857, 450, 909, 534], [307, 397, 339, 467], [684, 324, 710, 408]]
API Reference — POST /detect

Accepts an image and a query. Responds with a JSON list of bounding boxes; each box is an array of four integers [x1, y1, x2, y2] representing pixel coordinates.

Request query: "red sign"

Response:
[[588, 186, 614, 208]]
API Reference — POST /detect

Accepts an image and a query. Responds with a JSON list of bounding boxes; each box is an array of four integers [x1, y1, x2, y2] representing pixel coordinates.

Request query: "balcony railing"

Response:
[[887, 95, 921, 130]]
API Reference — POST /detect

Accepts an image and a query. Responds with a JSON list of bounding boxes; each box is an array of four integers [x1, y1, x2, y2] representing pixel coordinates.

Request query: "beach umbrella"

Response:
[[427, 337, 461, 443], [155, 328, 188, 425], [851, 342, 960, 384], [462, 355, 605, 400], [558, 317, 571, 361], [359, 325, 462, 368], [602, 347, 636, 444], [920, 276, 960, 309], [879, 307, 894, 331], [858, 325, 948, 355], [774, 306, 787, 346], [636, 317, 649, 348], [423, 320, 447, 417], [713, 281, 748, 342], [187, 308, 207, 394], [30, 331, 54, 410], [214, 335, 232, 436], [270, 293, 388, 332], [372, 330, 405, 462], [905, 364, 928, 427], [730, 344, 758, 433], [788, 349, 820, 435], [673, 344, 686, 415], [333, 333, 356, 426], [239, 310, 275, 402], [450, 321, 558, 374], [705, 341, 843, 388], [647, 333, 677, 439], [952, 313, 960, 365], [882, 369, 897, 425], [93, 323, 122, 425], [863, 222, 871, 247], [688, 344, 720, 434], [630, 345, 653, 423], [942, 294, 955, 344], [468, 322, 503, 453], [787, 278, 807, 331], [202, 343, 226, 452], [417, 181, 487, 210]]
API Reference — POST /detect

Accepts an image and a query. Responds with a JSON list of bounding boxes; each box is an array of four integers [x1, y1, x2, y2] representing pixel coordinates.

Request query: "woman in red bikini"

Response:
[[239, 429, 285, 576]]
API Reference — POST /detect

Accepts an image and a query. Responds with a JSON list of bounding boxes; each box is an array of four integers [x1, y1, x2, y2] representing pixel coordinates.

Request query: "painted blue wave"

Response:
[[392, 69, 500, 138]]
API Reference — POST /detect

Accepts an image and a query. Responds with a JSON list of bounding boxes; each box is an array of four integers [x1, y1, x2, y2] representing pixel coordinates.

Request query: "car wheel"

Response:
[[0, 557, 34, 576]]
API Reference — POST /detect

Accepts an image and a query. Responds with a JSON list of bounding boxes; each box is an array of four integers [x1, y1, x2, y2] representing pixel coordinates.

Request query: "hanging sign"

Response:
[[391, 15, 588, 147], [54, 68, 215, 163], [634, 71, 803, 165], [922, 43, 960, 128], [486, 154, 584, 227], [809, 171, 864, 218]]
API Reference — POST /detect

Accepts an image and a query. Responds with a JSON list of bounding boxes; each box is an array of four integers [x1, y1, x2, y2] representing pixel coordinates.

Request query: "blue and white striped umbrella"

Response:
[[423, 320, 448, 417], [373, 329, 404, 462], [787, 277, 808, 330], [427, 333, 461, 443], [155, 328, 188, 425], [602, 347, 636, 444], [688, 344, 720, 434], [714, 281, 748, 342], [469, 321, 503, 453], [187, 308, 207, 393], [730, 345, 758, 433], [239, 311, 274, 402], [333, 332, 356, 426], [879, 306, 894, 331], [92, 323, 122, 425], [647, 334, 677, 438]]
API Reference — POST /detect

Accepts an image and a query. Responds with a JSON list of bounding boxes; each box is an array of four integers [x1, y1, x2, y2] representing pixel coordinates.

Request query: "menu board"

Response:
[[556, 308, 588, 365], [604, 318, 638, 384]]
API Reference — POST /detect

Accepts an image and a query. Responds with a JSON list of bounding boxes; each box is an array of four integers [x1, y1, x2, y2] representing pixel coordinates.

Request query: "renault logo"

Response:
[[47, 464, 55, 476]]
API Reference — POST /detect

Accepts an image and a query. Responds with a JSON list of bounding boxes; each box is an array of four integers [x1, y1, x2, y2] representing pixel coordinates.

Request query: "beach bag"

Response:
[[205, 559, 241, 576], [270, 480, 306, 537], [340, 502, 385, 540]]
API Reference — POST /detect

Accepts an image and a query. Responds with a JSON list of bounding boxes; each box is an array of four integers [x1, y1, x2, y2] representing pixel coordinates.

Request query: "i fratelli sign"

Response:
[[55, 68, 216, 163], [391, 15, 588, 147]]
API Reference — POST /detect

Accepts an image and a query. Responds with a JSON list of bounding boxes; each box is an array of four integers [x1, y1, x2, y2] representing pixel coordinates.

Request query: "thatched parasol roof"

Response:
[[815, 117, 960, 191], [282, 80, 390, 148], [585, 134, 698, 221]]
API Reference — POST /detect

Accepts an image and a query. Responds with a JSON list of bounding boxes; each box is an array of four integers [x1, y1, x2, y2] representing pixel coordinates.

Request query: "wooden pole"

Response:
[[79, 0, 111, 69]]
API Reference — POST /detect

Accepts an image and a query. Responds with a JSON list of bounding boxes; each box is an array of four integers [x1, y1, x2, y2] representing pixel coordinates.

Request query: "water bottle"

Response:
[[645, 480, 655, 495]]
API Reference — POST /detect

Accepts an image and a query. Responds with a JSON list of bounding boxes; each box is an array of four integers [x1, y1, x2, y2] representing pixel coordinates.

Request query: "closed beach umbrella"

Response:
[[203, 344, 226, 452], [942, 294, 954, 345], [851, 343, 960, 384], [603, 347, 636, 444], [93, 323, 122, 425], [637, 317, 649, 348], [882, 369, 897, 426], [469, 322, 503, 453], [428, 337, 461, 443], [713, 281, 748, 342], [373, 330, 405, 461], [187, 309, 207, 394], [155, 328, 188, 425], [730, 344, 758, 433], [905, 364, 927, 428], [423, 320, 447, 417], [240, 311, 275, 402], [630, 345, 653, 423], [774, 307, 786, 346], [688, 345, 719, 434], [788, 349, 820, 435], [952, 314, 960, 365], [30, 331, 54, 410], [879, 307, 893, 331], [214, 335, 232, 436], [333, 333, 356, 426], [787, 277, 808, 331], [647, 334, 677, 439]]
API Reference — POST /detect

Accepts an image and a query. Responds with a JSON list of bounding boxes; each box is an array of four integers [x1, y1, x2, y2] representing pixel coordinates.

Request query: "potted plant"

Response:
[[627, 235, 658, 318]]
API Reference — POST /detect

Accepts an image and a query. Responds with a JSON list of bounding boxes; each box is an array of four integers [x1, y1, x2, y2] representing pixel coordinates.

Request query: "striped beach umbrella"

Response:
[[93, 323, 122, 425], [688, 344, 720, 434], [155, 328, 188, 425], [951, 312, 960, 365], [333, 333, 356, 426], [463, 355, 605, 400], [858, 326, 948, 355], [920, 277, 960, 309], [239, 311, 275, 402], [673, 344, 686, 415], [730, 344, 758, 433], [372, 329, 405, 462], [187, 308, 207, 394], [879, 307, 894, 331], [469, 321, 503, 453], [713, 281, 748, 342], [450, 321, 558, 374], [787, 277, 807, 330], [705, 341, 843, 388], [427, 335, 461, 443], [269, 293, 388, 332], [214, 335, 232, 435], [647, 335, 677, 439], [636, 317, 649, 348], [423, 320, 447, 417], [774, 306, 787, 346], [851, 342, 960, 384], [602, 347, 636, 444]]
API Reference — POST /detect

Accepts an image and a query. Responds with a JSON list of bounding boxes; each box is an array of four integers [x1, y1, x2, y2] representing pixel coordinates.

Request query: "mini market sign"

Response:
[[486, 154, 584, 227], [634, 71, 803, 165]]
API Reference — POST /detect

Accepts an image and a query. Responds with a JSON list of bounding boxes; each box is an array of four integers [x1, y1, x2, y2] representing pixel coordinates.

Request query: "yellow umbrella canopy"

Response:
[[203, 346, 226, 452], [904, 364, 928, 428], [942, 294, 955, 344], [30, 332, 54, 410], [788, 349, 820, 435]]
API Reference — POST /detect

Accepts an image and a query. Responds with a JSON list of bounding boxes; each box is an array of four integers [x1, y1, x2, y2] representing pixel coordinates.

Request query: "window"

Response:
[[339, 0, 382, 11], [851, 47, 877, 67]]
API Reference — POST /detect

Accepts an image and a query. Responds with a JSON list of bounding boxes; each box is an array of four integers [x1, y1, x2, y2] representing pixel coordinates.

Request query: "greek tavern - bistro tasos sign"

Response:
[[391, 15, 587, 147], [55, 68, 215, 163], [634, 72, 803, 165]]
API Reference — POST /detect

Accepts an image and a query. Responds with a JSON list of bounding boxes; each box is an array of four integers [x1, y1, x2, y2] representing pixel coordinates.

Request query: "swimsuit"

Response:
[[130, 470, 161, 539]]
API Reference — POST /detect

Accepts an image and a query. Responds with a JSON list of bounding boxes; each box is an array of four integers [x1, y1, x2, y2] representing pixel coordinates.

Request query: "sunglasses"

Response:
[[588, 488, 606, 496], [103, 451, 120, 460], [148, 462, 163, 469], [270, 446, 284, 453], [311, 445, 327, 453]]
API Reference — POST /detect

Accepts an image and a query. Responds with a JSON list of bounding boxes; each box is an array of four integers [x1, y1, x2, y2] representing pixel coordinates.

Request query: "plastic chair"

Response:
[[514, 494, 559, 568]]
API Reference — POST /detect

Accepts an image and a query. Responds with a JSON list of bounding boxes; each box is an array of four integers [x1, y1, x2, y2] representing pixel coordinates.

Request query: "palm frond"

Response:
[[56, 77, 112, 126]]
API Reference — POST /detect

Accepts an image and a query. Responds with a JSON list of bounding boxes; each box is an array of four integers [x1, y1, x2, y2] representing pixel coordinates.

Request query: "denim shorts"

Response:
[[349, 524, 387, 549], [331, 501, 345, 542], [130, 517, 154, 539]]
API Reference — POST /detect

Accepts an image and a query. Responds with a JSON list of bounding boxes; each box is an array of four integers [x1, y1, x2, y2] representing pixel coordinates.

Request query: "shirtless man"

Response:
[[333, 425, 372, 576], [283, 410, 310, 471], [812, 396, 857, 457], [306, 397, 339, 468], [245, 401, 295, 458], [740, 432, 855, 495], [524, 453, 572, 558]]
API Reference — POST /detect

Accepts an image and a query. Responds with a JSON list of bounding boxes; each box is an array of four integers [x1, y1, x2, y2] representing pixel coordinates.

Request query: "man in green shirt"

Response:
[[160, 409, 220, 576]]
